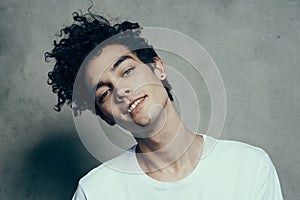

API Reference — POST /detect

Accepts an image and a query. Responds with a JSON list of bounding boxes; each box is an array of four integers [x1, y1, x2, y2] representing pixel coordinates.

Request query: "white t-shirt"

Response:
[[72, 135, 283, 200]]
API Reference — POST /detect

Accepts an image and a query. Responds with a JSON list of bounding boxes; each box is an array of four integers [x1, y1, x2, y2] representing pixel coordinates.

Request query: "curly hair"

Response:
[[45, 11, 173, 125]]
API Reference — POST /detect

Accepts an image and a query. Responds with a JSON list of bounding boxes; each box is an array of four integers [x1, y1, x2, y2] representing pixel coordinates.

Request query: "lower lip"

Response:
[[130, 97, 146, 116]]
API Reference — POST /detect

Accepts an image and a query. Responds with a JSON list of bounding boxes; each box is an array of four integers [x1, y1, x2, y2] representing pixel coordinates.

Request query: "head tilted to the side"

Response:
[[45, 11, 173, 125]]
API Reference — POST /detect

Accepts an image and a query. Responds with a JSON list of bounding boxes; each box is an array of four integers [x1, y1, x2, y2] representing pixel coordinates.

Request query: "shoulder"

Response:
[[214, 138, 268, 158], [203, 135, 271, 168], [78, 145, 137, 191], [73, 146, 138, 199], [200, 136, 283, 199], [78, 163, 115, 187], [202, 136, 275, 179]]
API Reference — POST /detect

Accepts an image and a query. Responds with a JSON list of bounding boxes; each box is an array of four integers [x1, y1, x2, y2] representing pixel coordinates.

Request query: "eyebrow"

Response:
[[95, 55, 135, 91], [112, 55, 135, 70], [95, 81, 105, 91]]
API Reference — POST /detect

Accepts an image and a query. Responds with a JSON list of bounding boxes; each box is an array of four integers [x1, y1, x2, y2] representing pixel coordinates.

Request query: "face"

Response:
[[84, 44, 169, 134]]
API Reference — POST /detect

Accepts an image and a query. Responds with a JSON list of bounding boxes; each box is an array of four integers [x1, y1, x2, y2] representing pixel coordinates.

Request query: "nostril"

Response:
[[116, 88, 132, 100], [125, 89, 130, 94]]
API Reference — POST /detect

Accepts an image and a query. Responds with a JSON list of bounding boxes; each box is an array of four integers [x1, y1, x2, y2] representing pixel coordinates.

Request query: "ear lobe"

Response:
[[153, 57, 167, 80]]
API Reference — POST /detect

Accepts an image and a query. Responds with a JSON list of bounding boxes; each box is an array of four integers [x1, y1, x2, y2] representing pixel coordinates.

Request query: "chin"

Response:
[[116, 117, 150, 133], [135, 117, 153, 127], [117, 103, 166, 134], [135, 104, 164, 125]]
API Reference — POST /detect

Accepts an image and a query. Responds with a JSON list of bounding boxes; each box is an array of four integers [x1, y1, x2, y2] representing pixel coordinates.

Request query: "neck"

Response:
[[134, 99, 204, 174]]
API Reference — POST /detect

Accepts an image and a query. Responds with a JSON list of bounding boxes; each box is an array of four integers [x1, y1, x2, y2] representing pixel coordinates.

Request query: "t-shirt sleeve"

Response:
[[255, 151, 283, 200], [72, 184, 87, 200]]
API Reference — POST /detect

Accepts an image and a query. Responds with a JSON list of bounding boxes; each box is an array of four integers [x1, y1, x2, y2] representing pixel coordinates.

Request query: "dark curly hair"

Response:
[[45, 11, 173, 125]]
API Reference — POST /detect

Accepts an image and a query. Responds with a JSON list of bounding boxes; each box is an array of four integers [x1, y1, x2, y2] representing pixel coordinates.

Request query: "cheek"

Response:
[[131, 72, 161, 89], [98, 101, 113, 117], [102, 101, 123, 118], [154, 85, 169, 101]]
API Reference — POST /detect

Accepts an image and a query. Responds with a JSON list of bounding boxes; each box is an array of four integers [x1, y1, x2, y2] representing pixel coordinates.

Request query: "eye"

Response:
[[98, 89, 111, 103], [122, 67, 135, 77]]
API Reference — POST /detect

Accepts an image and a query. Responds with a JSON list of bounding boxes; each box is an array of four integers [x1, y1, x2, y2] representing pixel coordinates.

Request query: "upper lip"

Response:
[[128, 95, 146, 109]]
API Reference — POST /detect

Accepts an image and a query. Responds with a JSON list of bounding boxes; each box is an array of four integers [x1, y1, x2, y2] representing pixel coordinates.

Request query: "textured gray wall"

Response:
[[0, 0, 299, 199]]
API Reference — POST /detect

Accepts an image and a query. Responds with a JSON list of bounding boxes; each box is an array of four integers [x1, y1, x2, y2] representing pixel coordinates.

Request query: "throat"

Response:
[[133, 98, 204, 181], [136, 133, 204, 182]]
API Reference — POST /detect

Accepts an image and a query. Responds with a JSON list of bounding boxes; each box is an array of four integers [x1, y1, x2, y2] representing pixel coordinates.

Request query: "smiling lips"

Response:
[[128, 96, 146, 114]]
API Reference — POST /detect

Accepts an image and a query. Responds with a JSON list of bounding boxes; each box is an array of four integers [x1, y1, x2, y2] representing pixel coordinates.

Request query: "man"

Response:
[[45, 11, 283, 199]]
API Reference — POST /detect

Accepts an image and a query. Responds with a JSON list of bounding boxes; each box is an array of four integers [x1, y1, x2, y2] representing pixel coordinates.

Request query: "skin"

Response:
[[85, 44, 204, 182]]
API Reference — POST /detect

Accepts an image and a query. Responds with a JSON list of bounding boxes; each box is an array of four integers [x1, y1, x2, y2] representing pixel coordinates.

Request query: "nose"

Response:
[[115, 86, 132, 102]]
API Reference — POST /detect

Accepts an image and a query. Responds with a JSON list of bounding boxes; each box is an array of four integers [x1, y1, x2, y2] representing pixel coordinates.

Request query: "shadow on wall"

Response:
[[24, 129, 99, 199]]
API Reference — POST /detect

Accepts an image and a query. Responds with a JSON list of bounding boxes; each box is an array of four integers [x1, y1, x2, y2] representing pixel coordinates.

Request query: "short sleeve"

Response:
[[255, 152, 283, 200], [72, 184, 87, 200]]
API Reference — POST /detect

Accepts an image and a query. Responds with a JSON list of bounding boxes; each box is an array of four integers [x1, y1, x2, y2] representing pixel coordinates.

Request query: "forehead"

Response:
[[84, 44, 136, 88]]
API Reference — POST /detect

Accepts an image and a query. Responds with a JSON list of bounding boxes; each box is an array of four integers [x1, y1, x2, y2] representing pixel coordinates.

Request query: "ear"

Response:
[[153, 57, 167, 80]]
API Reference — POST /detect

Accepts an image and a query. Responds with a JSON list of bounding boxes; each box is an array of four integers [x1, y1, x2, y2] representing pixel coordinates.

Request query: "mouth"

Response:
[[128, 95, 147, 114]]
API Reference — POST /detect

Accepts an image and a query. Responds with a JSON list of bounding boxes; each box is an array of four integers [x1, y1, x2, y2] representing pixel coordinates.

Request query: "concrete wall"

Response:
[[0, 0, 299, 199]]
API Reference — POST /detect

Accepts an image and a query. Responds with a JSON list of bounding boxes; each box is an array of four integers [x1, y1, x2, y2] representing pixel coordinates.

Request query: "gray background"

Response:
[[0, 0, 299, 199]]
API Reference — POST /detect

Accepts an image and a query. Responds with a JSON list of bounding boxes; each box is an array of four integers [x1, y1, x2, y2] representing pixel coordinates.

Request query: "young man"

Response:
[[45, 12, 283, 199]]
